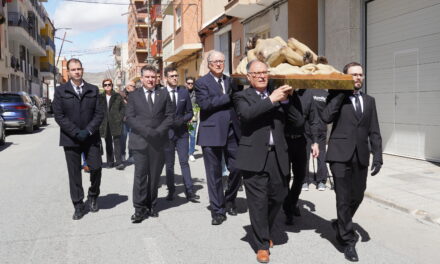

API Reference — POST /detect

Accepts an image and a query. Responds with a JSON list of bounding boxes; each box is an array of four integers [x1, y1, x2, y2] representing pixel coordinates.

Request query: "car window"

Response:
[[0, 94, 23, 103]]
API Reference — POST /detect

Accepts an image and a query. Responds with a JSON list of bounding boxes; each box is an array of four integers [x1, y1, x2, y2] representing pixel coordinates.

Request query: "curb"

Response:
[[364, 192, 440, 226]]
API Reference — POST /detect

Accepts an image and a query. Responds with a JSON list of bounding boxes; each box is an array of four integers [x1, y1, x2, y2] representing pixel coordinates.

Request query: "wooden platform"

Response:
[[231, 73, 354, 90]]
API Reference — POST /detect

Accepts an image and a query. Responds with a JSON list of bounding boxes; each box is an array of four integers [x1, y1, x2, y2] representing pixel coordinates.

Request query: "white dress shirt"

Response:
[[349, 91, 364, 113], [166, 86, 178, 104], [255, 89, 274, 145], [143, 87, 155, 103], [210, 72, 226, 94], [70, 80, 84, 96]]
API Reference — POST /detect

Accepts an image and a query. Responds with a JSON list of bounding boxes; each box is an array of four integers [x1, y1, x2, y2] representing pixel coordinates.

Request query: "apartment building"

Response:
[[39, 14, 55, 99], [149, 0, 163, 73], [0, 1, 9, 91], [162, 0, 203, 83], [127, 0, 150, 81], [6, 0, 47, 95]]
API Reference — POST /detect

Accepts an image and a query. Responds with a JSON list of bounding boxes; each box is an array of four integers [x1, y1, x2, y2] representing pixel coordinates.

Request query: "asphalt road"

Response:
[[0, 117, 438, 264]]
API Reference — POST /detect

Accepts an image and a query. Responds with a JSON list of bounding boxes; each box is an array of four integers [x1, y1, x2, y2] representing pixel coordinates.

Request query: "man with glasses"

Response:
[[53, 58, 104, 220], [195, 50, 241, 225], [321, 62, 382, 262], [185, 76, 197, 162], [126, 65, 174, 223], [233, 60, 304, 263], [163, 66, 200, 202]]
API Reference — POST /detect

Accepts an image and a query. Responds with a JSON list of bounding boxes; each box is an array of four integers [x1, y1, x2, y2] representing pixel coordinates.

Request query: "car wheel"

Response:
[[0, 127, 5, 145], [34, 115, 41, 130], [25, 118, 34, 133]]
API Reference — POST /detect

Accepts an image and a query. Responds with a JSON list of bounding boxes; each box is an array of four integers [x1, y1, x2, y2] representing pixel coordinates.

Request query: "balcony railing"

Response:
[[44, 36, 55, 51], [30, 0, 46, 21], [151, 40, 162, 58], [150, 5, 162, 24], [136, 41, 147, 50], [8, 12, 46, 50], [40, 62, 55, 73]]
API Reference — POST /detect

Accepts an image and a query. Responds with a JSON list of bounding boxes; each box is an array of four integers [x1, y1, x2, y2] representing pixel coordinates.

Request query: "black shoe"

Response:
[[344, 245, 359, 262], [149, 208, 159, 217], [72, 205, 85, 220], [166, 191, 174, 201], [211, 214, 226, 225], [89, 197, 99, 212], [186, 192, 200, 203], [293, 205, 301, 216], [107, 162, 114, 168], [131, 209, 148, 223], [285, 214, 294, 225], [115, 163, 125, 170], [226, 206, 238, 216]]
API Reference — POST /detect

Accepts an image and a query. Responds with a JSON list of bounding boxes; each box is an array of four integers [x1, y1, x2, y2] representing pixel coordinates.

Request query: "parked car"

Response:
[[0, 106, 6, 145], [41, 97, 53, 114], [0, 92, 40, 133], [30, 94, 47, 125]]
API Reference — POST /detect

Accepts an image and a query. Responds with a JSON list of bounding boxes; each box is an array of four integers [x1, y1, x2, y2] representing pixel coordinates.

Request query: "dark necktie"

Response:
[[171, 90, 177, 106], [218, 78, 224, 94], [76, 86, 82, 97], [354, 94, 362, 118], [147, 90, 153, 111]]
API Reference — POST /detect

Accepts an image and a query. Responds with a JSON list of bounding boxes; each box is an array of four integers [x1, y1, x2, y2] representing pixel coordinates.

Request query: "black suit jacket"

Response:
[[321, 91, 383, 167], [195, 73, 241, 146], [233, 86, 304, 176], [125, 87, 175, 150], [53, 81, 104, 147], [168, 86, 193, 139]]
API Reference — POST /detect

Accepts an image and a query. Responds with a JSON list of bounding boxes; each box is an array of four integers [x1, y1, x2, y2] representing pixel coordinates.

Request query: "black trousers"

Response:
[[132, 144, 165, 210], [243, 150, 287, 251], [283, 136, 307, 216], [104, 123, 122, 165], [330, 150, 368, 246], [164, 134, 194, 195], [202, 126, 241, 217], [305, 133, 329, 184], [64, 143, 102, 208]]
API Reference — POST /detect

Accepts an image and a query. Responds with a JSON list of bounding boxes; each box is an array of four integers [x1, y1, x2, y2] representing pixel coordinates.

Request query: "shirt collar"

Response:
[[255, 88, 268, 96], [70, 80, 84, 89], [210, 72, 224, 82], [143, 87, 155, 93], [167, 86, 177, 93]]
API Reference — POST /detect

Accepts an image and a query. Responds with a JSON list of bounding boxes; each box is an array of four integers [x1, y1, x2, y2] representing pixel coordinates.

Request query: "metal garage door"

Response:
[[366, 0, 440, 162]]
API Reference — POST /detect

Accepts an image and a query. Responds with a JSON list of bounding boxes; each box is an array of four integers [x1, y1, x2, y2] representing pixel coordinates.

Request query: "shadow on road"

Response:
[[98, 193, 128, 209], [6, 124, 48, 135], [240, 199, 370, 253], [0, 142, 13, 151]]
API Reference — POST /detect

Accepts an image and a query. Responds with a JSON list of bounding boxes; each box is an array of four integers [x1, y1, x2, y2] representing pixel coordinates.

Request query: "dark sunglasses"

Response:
[[103, 83, 113, 87], [186, 82, 194, 85]]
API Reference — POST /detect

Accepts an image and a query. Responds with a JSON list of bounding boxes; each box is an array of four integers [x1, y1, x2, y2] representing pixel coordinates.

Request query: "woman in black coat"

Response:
[[99, 79, 125, 170]]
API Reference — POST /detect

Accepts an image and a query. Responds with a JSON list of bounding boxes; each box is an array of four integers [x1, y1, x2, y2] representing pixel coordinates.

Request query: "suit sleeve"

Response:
[[368, 97, 383, 165], [174, 90, 194, 127], [155, 92, 175, 135], [308, 99, 320, 143], [52, 87, 81, 138], [85, 87, 104, 135], [320, 90, 348, 124], [233, 91, 275, 122], [195, 79, 232, 112]]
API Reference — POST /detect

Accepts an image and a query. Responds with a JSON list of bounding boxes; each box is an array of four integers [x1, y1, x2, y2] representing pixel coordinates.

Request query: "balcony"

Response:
[[29, 0, 46, 22], [136, 41, 148, 52], [150, 5, 162, 25], [44, 36, 55, 51], [40, 62, 55, 80], [7, 12, 46, 56], [151, 40, 162, 58], [224, 0, 267, 19]]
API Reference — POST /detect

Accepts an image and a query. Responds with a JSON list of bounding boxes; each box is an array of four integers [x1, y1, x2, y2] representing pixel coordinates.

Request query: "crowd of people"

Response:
[[52, 52, 383, 263]]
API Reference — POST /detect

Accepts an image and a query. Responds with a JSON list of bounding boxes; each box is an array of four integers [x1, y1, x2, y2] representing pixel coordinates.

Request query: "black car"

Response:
[[0, 92, 40, 133]]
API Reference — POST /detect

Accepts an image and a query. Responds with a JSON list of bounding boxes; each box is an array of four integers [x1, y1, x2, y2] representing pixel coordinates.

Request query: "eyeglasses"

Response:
[[209, 60, 225, 65], [103, 83, 113, 87], [186, 82, 194, 85], [168, 74, 179, 78], [248, 71, 269, 77], [350, 73, 364, 77]]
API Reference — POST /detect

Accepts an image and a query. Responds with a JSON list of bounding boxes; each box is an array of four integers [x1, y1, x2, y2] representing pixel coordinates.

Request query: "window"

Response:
[[175, 6, 181, 29]]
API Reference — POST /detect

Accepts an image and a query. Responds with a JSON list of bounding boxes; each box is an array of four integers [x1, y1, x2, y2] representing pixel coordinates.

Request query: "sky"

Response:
[[42, 0, 129, 72]]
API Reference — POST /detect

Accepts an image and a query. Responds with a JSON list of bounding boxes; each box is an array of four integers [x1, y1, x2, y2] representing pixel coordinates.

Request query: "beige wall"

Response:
[[174, 0, 202, 50], [288, 0, 318, 53], [176, 54, 203, 83], [202, 0, 228, 26], [230, 19, 244, 72]]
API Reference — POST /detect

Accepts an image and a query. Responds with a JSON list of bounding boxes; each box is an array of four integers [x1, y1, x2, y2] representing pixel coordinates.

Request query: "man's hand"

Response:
[[269, 85, 292, 102], [370, 162, 382, 176], [76, 130, 90, 142], [311, 143, 319, 158]]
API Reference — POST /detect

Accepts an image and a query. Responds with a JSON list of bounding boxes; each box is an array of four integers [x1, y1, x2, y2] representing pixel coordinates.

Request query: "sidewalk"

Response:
[[363, 154, 440, 225]]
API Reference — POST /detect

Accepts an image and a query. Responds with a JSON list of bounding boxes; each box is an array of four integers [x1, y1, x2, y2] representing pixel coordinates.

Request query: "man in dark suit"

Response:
[[125, 65, 174, 223], [321, 62, 383, 262], [53, 58, 104, 220], [163, 65, 200, 202], [195, 50, 241, 225], [233, 60, 304, 263]]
